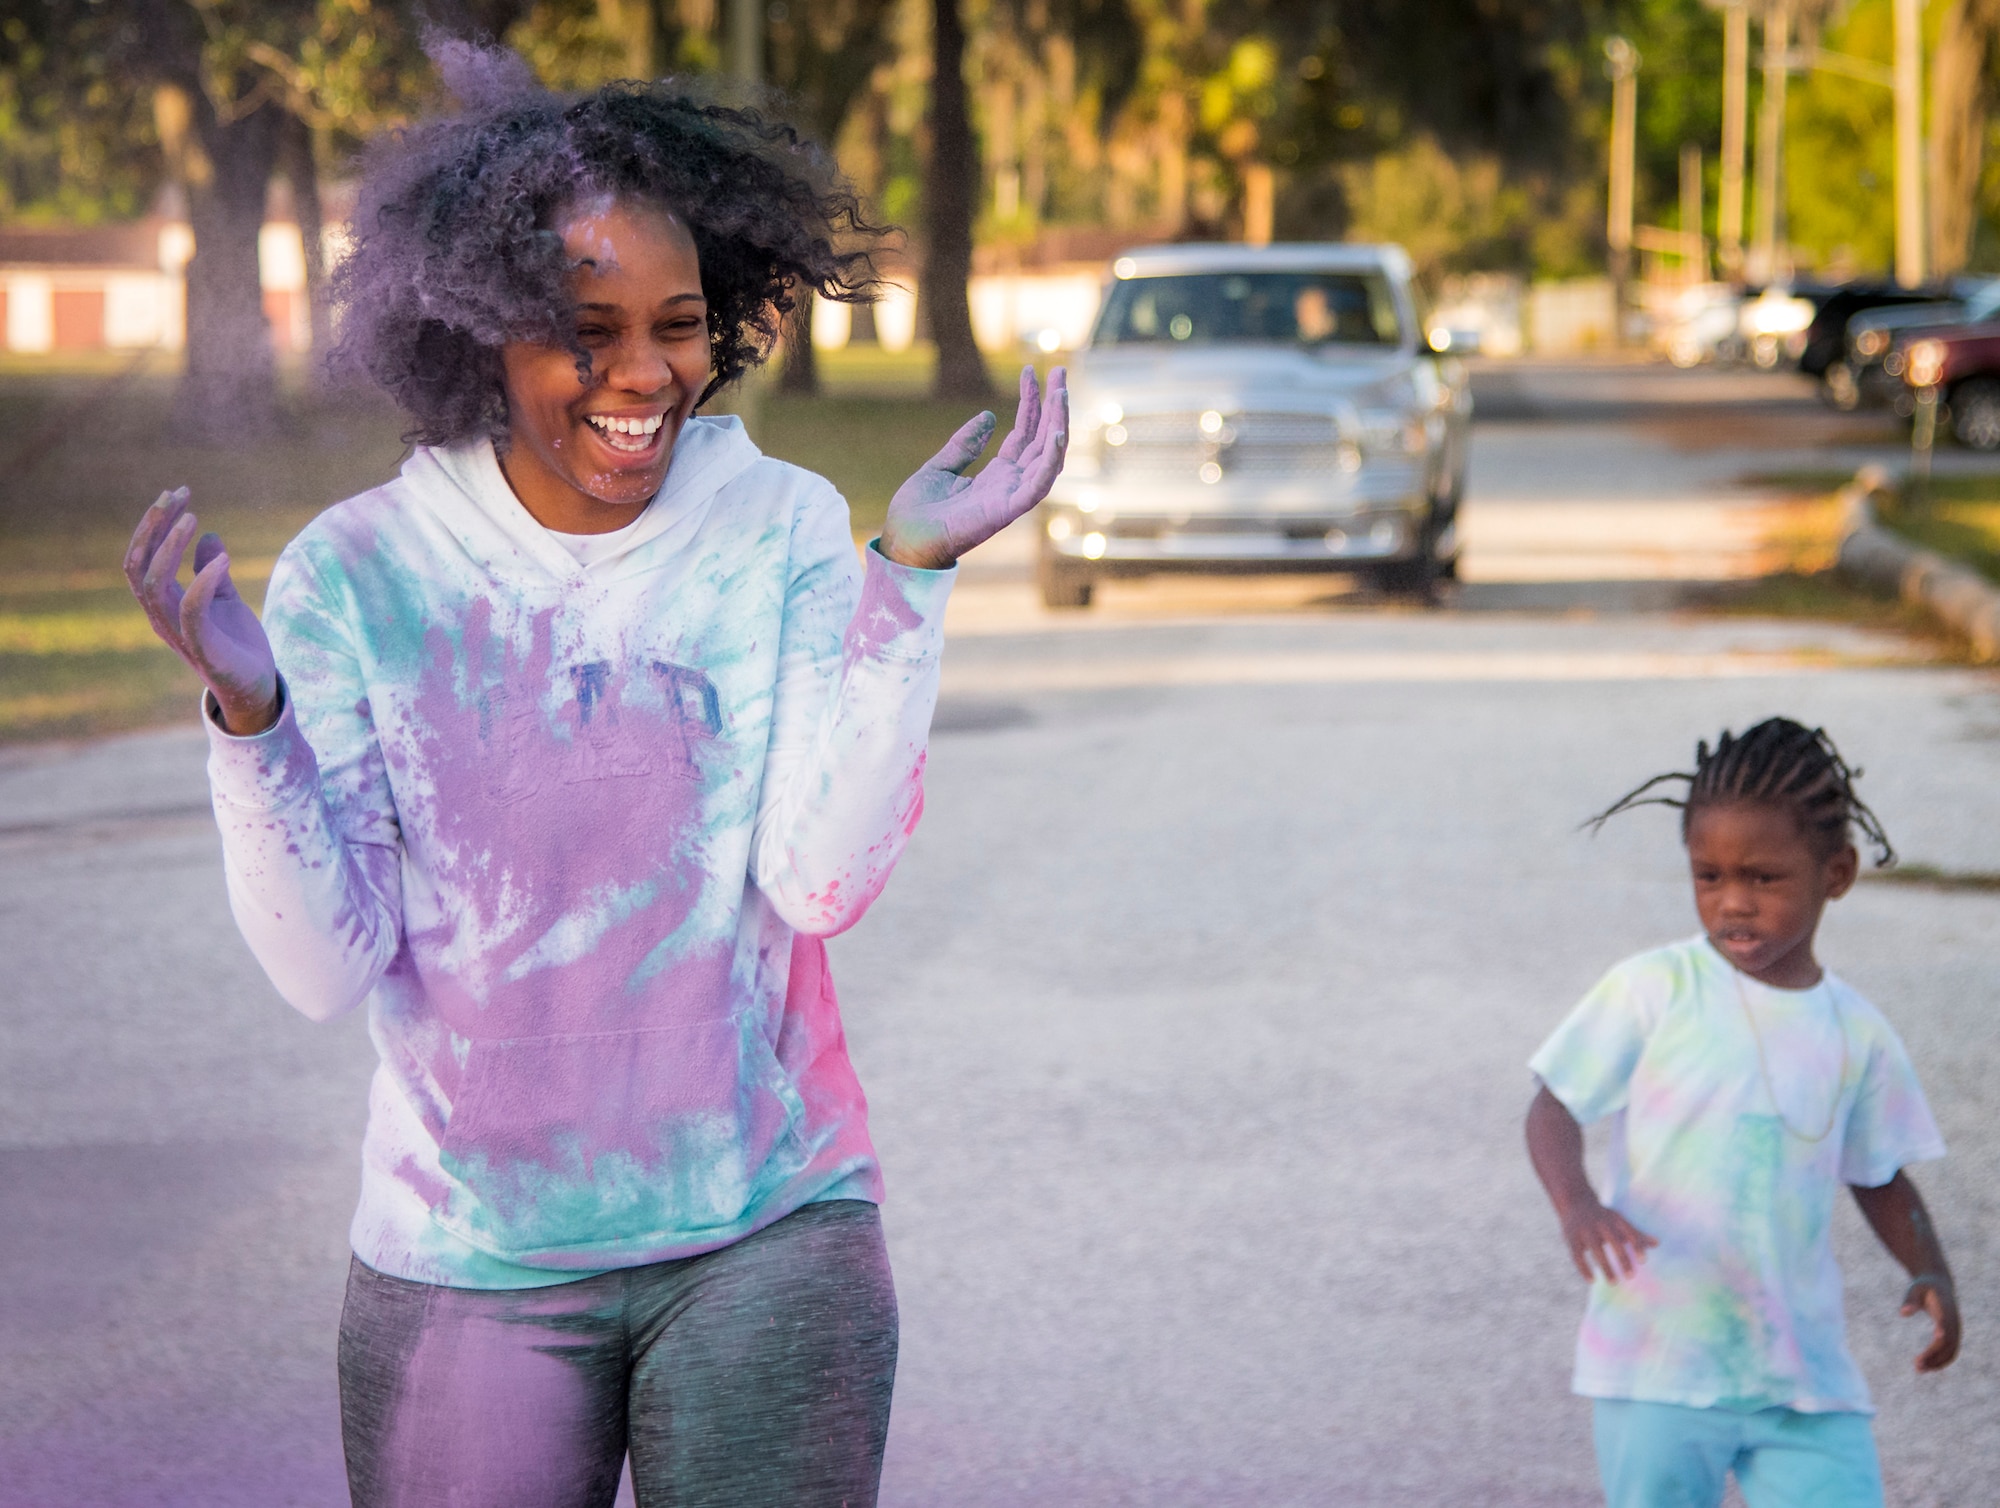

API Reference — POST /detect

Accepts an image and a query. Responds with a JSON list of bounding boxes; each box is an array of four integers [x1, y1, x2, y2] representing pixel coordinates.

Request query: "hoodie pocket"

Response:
[[432, 1016, 807, 1261]]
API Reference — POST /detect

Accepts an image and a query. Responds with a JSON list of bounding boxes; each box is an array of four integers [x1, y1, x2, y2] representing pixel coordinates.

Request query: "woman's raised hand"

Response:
[[878, 365, 1069, 571], [124, 487, 281, 736]]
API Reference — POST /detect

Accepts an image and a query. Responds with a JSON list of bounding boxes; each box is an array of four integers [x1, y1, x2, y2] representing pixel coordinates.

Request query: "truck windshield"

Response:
[[1094, 271, 1403, 347]]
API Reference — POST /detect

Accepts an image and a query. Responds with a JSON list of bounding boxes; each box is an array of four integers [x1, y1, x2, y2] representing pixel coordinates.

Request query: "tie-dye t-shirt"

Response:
[[1530, 936, 1945, 1414], [204, 419, 951, 1289]]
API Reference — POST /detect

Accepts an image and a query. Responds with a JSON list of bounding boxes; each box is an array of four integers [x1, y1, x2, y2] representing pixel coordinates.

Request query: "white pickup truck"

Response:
[[1038, 242, 1471, 608]]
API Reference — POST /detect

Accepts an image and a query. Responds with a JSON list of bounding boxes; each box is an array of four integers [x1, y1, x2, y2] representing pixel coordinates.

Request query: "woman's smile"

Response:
[[576, 408, 673, 475], [583, 410, 669, 454]]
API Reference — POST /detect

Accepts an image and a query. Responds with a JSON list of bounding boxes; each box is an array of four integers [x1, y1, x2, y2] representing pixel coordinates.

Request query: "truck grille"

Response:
[[1105, 411, 1348, 481]]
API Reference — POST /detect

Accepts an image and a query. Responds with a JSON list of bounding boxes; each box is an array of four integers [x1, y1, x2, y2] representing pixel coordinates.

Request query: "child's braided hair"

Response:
[[1587, 716, 1894, 867], [328, 40, 886, 444]]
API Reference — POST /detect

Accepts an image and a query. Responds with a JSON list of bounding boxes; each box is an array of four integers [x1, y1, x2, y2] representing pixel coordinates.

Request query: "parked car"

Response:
[[1822, 276, 2000, 410], [1660, 283, 1746, 368], [1738, 286, 1823, 368], [1037, 243, 1472, 608], [1903, 324, 2000, 449], [1799, 282, 1951, 383]]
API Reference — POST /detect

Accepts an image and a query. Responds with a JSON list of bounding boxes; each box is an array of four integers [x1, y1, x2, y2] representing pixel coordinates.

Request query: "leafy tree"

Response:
[[0, 9, 164, 223], [928, 0, 987, 398], [122, 1, 311, 436], [1786, 0, 1897, 273], [766, 0, 900, 394], [1618, 0, 1724, 238], [2, 0, 527, 436], [1931, 0, 2000, 274]]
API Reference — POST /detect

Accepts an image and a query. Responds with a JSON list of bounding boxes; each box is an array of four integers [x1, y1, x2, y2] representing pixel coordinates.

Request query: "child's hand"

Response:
[[1901, 1274, 1961, 1372], [1559, 1200, 1660, 1284], [879, 365, 1068, 571], [125, 487, 281, 736]]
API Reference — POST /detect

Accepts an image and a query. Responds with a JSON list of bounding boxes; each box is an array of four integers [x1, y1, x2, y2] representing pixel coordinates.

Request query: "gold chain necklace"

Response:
[[1729, 963, 1849, 1143]]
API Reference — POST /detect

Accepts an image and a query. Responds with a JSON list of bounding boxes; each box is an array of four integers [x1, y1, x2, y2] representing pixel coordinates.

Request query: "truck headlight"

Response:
[[1907, 339, 1946, 389], [1357, 412, 1426, 454]]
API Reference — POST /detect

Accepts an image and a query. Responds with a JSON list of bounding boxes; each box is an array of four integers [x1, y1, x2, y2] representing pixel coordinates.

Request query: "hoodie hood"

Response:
[[408, 415, 765, 586]]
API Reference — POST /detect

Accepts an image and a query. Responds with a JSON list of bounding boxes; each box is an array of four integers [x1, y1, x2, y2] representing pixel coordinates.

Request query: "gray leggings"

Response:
[[337, 1200, 898, 1508]]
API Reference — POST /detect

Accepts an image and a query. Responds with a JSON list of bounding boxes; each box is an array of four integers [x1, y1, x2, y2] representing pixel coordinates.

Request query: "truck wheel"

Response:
[[1375, 533, 1441, 602], [1375, 557, 1435, 599], [1950, 379, 2000, 451], [1036, 544, 1095, 609]]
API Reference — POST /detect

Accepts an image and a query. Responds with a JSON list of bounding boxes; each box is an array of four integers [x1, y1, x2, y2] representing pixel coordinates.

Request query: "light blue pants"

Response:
[[1593, 1399, 1884, 1508]]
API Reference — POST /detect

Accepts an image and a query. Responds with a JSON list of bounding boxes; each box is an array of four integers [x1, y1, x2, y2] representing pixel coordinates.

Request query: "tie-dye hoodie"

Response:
[[204, 417, 951, 1288]]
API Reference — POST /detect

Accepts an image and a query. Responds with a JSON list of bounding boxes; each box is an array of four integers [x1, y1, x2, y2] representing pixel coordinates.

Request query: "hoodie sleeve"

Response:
[[204, 544, 404, 1022], [751, 481, 954, 935]]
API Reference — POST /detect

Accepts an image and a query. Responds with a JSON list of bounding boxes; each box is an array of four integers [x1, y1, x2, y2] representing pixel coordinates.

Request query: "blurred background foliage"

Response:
[[9, 0, 2000, 742], [10, 0, 2000, 284]]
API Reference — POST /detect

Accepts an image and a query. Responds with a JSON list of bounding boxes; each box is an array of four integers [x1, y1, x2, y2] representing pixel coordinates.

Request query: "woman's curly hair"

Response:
[[328, 41, 885, 444]]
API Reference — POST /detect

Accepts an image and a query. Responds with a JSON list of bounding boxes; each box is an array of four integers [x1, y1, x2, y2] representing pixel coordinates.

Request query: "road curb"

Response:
[[1836, 466, 2000, 662]]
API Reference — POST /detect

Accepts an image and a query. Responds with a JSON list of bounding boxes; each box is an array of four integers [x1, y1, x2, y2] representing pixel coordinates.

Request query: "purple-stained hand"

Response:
[[123, 486, 281, 736], [878, 365, 1069, 571]]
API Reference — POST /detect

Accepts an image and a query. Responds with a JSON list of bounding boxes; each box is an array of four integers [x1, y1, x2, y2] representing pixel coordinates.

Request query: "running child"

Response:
[[1525, 717, 1959, 1508], [123, 44, 1065, 1508]]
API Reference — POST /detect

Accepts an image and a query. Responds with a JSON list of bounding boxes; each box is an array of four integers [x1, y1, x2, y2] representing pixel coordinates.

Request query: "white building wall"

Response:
[[104, 273, 172, 347], [968, 269, 1102, 352], [810, 295, 852, 351], [5, 274, 54, 352], [258, 223, 306, 291], [0, 219, 319, 353], [1527, 278, 1616, 354], [874, 282, 918, 353]]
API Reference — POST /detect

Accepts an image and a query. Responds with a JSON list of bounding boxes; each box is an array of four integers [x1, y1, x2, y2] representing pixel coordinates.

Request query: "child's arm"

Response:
[[1526, 1084, 1659, 1283], [1850, 1172, 1961, 1372]]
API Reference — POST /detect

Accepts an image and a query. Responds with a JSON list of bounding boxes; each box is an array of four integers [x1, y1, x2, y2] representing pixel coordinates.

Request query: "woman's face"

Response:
[[497, 196, 710, 532]]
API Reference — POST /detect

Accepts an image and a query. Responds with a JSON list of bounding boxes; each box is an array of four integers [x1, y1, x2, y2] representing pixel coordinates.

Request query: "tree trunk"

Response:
[[278, 113, 332, 380], [779, 289, 820, 395], [1930, 0, 2000, 277], [175, 99, 285, 439], [926, 0, 990, 401]]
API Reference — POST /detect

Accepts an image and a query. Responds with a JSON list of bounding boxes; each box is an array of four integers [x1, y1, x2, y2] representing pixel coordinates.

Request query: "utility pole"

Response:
[[1606, 37, 1640, 343], [726, 0, 763, 426], [1893, 0, 1926, 285], [1750, 0, 1790, 283], [1718, 1, 1749, 279], [1682, 144, 1706, 283], [729, 0, 762, 86]]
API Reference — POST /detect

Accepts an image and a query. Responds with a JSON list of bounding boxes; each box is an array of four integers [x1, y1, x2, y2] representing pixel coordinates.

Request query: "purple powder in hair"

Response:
[[326, 44, 888, 445]]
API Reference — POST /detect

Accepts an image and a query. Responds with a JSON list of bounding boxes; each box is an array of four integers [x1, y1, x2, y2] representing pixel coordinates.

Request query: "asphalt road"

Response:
[[3, 361, 1997, 1507]]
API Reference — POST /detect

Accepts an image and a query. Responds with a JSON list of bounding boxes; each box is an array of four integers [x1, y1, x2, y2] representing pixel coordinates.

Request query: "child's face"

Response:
[[498, 195, 710, 528], [1685, 801, 1858, 987]]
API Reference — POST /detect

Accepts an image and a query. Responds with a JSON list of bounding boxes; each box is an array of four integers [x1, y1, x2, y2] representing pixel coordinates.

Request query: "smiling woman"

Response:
[[118, 38, 1065, 1508]]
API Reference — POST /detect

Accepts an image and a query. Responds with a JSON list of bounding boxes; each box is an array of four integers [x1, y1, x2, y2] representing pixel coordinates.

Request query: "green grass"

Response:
[[1883, 476, 2000, 586], [0, 345, 1053, 743], [1734, 468, 1865, 495], [1683, 569, 1974, 663]]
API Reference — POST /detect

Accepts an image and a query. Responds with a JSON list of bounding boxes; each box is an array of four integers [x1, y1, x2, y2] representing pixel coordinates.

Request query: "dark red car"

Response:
[[1903, 322, 2000, 449]]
